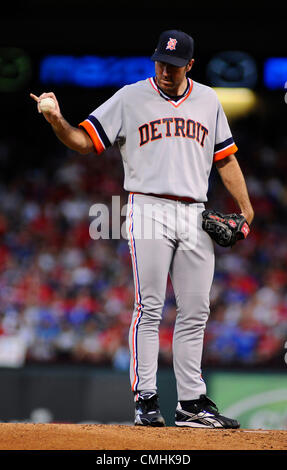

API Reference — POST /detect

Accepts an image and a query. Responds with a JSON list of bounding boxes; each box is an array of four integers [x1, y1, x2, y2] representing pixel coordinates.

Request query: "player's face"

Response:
[[155, 59, 194, 95]]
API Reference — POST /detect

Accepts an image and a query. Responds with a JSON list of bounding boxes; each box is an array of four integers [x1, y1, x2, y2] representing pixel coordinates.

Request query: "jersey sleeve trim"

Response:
[[78, 115, 111, 154], [213, 138, 238, 162], [214, 137, 234, 153]]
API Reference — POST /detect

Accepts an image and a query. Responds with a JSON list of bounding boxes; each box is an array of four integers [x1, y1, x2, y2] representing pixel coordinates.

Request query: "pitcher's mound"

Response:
[[0, 423, 286, 450]]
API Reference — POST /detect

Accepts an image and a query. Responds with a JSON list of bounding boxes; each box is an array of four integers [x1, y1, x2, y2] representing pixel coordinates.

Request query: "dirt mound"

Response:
[[0, 423, 286, 451]]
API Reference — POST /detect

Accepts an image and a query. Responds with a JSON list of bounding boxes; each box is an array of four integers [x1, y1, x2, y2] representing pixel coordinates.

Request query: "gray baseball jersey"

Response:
[[79, 77, 238, 202], [79, 76, 238, 401]]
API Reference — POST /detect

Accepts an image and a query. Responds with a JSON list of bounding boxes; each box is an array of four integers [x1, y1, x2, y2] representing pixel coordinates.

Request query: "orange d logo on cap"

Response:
[[166, 38, 177, 51]]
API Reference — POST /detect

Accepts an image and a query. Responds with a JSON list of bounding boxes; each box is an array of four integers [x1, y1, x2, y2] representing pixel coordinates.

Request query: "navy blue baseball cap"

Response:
[[151, 30, 194, 67]]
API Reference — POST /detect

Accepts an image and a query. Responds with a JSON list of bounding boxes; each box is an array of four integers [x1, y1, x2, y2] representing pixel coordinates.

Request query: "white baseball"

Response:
[[39, 97, 56, 112]]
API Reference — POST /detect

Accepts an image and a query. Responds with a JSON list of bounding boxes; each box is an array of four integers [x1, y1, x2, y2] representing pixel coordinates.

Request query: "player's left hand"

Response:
[[201, 209, 250, 247]]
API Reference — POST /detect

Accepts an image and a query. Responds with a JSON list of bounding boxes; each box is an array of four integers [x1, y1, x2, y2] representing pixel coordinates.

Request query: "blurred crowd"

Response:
[[0, 108, 286, 370]]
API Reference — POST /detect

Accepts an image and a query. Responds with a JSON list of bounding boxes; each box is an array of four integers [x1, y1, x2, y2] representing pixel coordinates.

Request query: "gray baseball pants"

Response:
[[126, 193, 215, 401]]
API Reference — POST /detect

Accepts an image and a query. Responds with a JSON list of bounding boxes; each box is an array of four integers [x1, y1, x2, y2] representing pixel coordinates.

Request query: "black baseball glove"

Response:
[[202, 209, 250, 247]]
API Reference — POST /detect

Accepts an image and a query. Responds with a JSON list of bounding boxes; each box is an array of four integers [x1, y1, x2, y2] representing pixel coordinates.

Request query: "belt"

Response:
[[131, 192, 197, 204]]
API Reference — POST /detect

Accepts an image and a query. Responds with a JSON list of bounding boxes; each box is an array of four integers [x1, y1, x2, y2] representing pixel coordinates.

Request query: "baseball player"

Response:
[[30, 29, 254, 429]]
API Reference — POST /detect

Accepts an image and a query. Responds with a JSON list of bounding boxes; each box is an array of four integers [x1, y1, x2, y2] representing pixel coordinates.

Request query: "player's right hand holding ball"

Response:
[[30, 92, 61, 125]]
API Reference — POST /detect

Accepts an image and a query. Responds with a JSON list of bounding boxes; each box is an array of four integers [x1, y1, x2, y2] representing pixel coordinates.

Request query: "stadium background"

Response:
[[0, 5, 286, 429]]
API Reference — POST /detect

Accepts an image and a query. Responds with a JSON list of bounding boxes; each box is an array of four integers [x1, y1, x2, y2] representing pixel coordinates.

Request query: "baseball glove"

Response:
[[202, 209, 250, 247]]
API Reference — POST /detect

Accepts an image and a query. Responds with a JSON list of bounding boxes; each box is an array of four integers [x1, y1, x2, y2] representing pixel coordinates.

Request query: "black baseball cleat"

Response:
[[175, 394, 240, 429], [134, 392, 165, 427]]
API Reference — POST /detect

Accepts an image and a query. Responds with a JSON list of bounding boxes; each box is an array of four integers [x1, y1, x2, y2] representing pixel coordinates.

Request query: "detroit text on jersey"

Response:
[[138, 118, 209, 147]]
